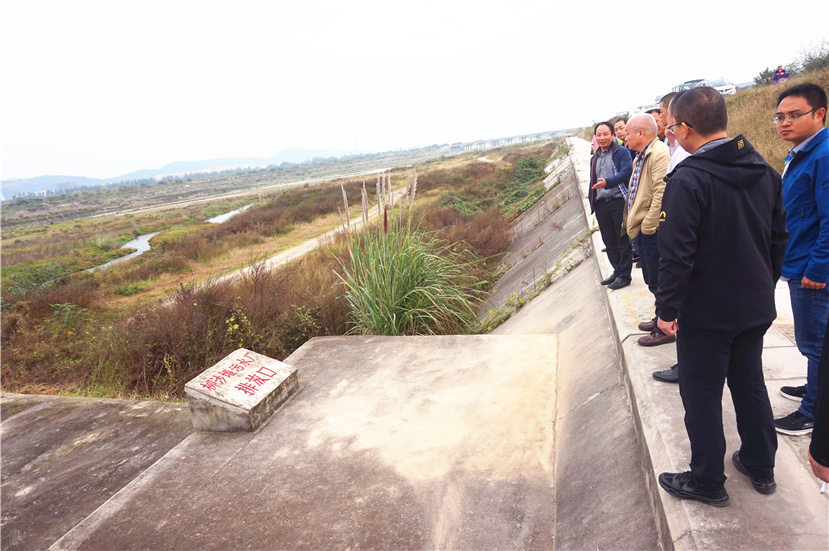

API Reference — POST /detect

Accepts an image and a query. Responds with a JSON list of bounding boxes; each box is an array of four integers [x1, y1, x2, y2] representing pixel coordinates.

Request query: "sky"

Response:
[[2, 0, 827, 181]]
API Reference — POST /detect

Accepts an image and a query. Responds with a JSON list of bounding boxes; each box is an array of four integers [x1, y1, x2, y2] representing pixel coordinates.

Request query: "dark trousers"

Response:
[[676, 322, 777, 491], [635, 231, 666, 335], [595, 197, 632, 281], [635, 231, 659, 295]]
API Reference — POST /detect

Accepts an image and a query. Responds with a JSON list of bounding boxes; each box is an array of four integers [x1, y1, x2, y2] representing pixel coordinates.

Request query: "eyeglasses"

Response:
[[772, 109, 815, 124], [667, 121, 692, 134]]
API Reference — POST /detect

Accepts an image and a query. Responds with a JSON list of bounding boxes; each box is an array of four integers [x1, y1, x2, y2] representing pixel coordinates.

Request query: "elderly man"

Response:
[[588, 121, 633, 290], [772, 83, 829, 436], [655, 87, 788, 506], [624, 114, 671, 346]]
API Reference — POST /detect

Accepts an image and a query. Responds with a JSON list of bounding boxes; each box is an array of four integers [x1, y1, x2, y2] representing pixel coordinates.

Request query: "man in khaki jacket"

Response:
[[623, 113, 671, 346]]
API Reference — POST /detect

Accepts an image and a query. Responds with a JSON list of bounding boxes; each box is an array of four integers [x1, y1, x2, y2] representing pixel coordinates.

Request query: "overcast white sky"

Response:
[[2, 0, 827, 180]]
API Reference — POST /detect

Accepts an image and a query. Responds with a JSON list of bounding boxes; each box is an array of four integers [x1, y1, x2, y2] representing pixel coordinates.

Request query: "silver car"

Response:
[[708, 78, 737, 96]]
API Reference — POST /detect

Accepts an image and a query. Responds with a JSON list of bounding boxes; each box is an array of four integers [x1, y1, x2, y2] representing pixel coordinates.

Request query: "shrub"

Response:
[[4, 261, 69, 298], [337, 221, 485, 336]]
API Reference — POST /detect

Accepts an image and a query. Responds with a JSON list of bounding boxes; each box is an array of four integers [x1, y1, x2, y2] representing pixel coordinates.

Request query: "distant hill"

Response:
[[0, 147, 352, 199], [0, 174, 107, 199]]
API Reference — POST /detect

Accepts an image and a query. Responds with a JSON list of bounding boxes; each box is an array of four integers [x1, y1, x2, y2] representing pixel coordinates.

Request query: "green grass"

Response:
[[337, 219, 485, 336]]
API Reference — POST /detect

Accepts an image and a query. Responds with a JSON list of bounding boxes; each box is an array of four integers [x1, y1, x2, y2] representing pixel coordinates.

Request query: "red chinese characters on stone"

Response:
[[199, 351, 256, 391], [233, 366, 278, 396], [235, 382, 258, 396]]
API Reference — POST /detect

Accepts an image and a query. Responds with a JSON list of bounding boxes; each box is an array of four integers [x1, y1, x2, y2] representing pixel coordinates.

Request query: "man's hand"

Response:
[[592, 178, 607, 190], [802, 276, 826, 290], [809, 450, 829, 482], [657, 317, 678, 336]]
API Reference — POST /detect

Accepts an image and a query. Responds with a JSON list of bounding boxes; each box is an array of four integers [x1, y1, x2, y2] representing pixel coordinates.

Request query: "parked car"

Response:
[[671, 79, 708, 93], [708, 78, 737, 95]]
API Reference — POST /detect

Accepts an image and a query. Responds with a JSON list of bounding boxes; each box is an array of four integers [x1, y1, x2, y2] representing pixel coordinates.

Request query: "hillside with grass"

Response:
[[727, 66, 829, 171]]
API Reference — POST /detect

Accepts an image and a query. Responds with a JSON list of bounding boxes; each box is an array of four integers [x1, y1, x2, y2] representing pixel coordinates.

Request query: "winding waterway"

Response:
[[86, 232, 159, 272]]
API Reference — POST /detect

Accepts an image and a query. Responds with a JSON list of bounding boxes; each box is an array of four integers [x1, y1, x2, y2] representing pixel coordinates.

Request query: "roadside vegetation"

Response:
[[754, 40, 829, 86], [728, 65, 829, 172], [1, 141, 557, 399]]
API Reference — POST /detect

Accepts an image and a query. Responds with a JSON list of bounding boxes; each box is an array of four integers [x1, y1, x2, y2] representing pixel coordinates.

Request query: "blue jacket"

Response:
[[588, 143, 632, 213], [782, 127, 829, 283]]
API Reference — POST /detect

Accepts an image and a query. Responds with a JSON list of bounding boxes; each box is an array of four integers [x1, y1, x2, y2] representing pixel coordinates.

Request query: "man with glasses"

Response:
[[650, 92, 693, 382], [655, 87, 788, 506], [773, 83, 829, 436], [661, 92, 691, 172]]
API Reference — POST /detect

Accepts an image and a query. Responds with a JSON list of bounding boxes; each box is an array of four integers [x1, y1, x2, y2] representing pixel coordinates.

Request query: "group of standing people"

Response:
[[588, 83, 828, 506]]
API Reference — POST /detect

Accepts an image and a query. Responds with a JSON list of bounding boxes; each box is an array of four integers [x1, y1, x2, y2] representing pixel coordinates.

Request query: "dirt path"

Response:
[[215, 189, 408, 285]]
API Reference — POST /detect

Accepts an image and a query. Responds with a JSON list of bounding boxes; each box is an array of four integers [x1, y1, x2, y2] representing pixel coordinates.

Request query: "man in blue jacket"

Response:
[[773, 83, 829, 436], [588, 121, 633, 289]]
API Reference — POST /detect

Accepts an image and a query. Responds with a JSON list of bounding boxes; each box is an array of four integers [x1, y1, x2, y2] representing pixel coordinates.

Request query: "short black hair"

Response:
[[660, 92, 678, 109], [614, 117, 628, 125], [778, 83, 827, 124], [646, 108, 660, 115], [671, 87, 727, 136], [594, 121, 615, 136]]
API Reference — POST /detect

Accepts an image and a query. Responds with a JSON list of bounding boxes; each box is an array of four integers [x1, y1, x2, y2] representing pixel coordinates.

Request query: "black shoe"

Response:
[[601, 274, 617, 285], [731, 451, 776, 494], [607, 277, 630, 290], [780, 385, 806, 402], [774, 410, 814, 436], [653, 364, 679, 383], [658, 471, 729, 507], [635, 260, 642, 268]]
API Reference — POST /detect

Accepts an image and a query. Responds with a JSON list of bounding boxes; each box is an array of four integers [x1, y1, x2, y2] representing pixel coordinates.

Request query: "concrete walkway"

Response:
[[566, 136, 829, 549]]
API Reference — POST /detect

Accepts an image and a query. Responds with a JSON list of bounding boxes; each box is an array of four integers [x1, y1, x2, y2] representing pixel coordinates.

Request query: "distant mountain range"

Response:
[[0, 147, 351, 199]]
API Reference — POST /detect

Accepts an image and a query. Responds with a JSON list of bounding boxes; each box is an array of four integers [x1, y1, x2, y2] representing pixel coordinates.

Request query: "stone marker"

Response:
[[184, 348, 298, 432]]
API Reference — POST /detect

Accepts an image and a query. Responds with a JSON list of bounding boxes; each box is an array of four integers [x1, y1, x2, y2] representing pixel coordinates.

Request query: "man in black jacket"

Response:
[[654, 87, 789, 506]]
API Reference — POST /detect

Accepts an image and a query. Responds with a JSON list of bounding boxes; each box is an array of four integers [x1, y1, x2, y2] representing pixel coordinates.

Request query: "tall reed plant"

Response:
[[336, 168, 484, 335], [337, 227, 484, 335]]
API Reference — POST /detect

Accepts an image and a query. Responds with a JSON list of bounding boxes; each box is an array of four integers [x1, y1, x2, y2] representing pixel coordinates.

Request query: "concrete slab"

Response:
[[568, 136, 829, 549], [51, 335, 560, 550], [493, 260, 662, 550], [0, 394, 192, 551]]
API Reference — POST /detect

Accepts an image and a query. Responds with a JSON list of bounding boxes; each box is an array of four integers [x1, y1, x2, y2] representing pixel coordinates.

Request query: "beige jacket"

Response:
[[623, 139, 670, 238]]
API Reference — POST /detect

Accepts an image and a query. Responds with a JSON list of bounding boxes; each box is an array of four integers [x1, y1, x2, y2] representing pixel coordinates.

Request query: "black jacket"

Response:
[[655, 135, 788, 330]]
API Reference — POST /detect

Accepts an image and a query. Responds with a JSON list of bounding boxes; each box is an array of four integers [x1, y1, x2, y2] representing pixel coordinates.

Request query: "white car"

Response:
[[708, 78, 737, 96]]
